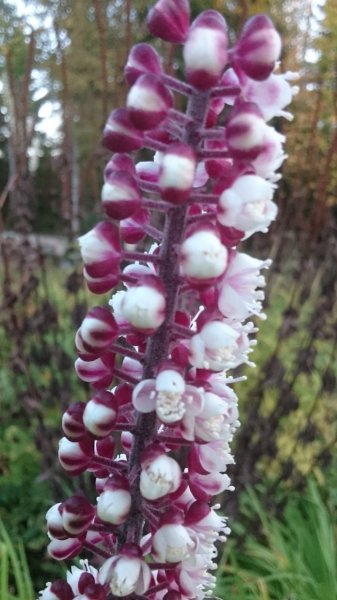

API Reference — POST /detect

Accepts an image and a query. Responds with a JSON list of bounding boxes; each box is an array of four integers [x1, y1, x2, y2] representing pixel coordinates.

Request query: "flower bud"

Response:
[[140, 449, 182, 500], [226, 102, 266, 160], [96, 474, 131, 525], [83, 391, 118, 437], [147, 0, 190, 43], [218, 175, 276, 237], [183, 10, 228, 90], [46, 503, 67, 540], [124, 43, 163, 86], [102, 171, 142, 220], [120, 208, 150, 244], [234, 15, 282, 81], [104, 153, 136, 180], [62, 402, 86, 441], [58, 436, 94, 475], [38, 580, 74, 600], [74, 352, 115, 389], [67, 562, 99, 597], [47, 537, 83, 561], [76, 307, 118, 358], [103, 109, 144, 153], [78, 221, 121, 279], [83, 268, 119, 295], [158, 143, 196, 204], [61, 495, 95, 537], [152, 516, 195, 563], [180, 227, 228, 283], [119, 278, 166, 332], [127, 74, 172, 130]]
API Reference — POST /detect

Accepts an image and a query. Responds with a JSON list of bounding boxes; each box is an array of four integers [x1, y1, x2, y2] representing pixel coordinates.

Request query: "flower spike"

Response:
[[40, 2, 293, 598]]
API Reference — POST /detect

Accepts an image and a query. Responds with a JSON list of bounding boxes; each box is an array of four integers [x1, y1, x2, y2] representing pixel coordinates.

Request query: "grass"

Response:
[[0, 519, 34, 600], [216, 480, 337, 599]]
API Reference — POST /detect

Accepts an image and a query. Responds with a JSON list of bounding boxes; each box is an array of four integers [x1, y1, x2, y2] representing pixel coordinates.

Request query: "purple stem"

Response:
[[142, 222, 163, 242], [144, 136, 168, 152], [187, 211, 216, 224], [161, 74, 193, 95], [83, 541, 111, 560], [110, 342, 144, 362], [123, 250, 160, 264], [113, 367, 140, 385], [189, 192, 219, 203], [118, 89, 211, 548], [210, 84, 241, 97], [142, 198, 171, 212]]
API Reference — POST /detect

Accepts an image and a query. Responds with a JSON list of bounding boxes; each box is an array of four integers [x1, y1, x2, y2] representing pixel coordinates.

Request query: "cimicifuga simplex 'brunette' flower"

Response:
[[39, 2, 297, 599]]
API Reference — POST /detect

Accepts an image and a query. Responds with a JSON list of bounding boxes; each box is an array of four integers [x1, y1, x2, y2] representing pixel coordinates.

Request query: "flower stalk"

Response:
[[38, 2, 296, 599]]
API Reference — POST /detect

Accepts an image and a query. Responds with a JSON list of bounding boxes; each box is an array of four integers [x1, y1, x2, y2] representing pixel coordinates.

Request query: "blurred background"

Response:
[[0, 0, 336, 598]]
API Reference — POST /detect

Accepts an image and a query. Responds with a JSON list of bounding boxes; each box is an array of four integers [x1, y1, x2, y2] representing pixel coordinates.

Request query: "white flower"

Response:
[[152, 523, 195, 563], [180, 229, 228, 280], [99, 553, 151, 597], [218, 175, 277, 237], [140, 454, 182, 500]]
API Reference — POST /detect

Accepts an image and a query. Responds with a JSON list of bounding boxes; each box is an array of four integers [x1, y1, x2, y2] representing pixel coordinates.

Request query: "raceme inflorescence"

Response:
[[38, 1, 296, 599]]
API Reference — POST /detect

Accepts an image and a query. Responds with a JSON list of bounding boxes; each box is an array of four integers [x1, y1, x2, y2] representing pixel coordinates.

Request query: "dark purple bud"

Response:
[[74, 352, 115, 389], [60, 495, 95, 537], [78, 573, 96, 594], [83, 390, 118, 438], [58, 435, 94, 475], [79, 583, 106, 600], [46, 503, 68, 540], [62, 402, 86, 441], [147, 0, 190, 43], [76, 307, 118, 357], [47, 537, 83, 561], [78, 221, 121, 279], [159, 143, 196, 204], [163, 593, 182, 600], [120, 208, 150, 244], [103, 109, 144, 153], [124, 43, 163, 86], [39, 579, 74, 600], [184, 500, 210, 525], [226, 101, 266, 159], [233, 15, 281, 80], [102, 171, 142, 220], [127, 74, 173, 130], [104, 153, 136, 180], [83, 268, 120, 295], [90, 435, 116, 478], [183, 10, 228, 90]]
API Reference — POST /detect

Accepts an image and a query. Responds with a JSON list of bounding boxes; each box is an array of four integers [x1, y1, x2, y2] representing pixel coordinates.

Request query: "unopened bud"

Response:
[[102, 171, 141, 220], [83, 391, 118, 438], [234, 15, 281, 81], [124, 43, 163, 86], [103, 109, 144, 153], [159, 143, 196, 204], [147, 0, 190, 43], [96, 474, 131, 525], [127, 74, 172, 130], [183, 10, 228, 90]]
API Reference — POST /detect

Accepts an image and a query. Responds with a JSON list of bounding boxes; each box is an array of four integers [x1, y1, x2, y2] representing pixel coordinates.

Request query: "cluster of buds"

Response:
[[39, 1, 296, 599]]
